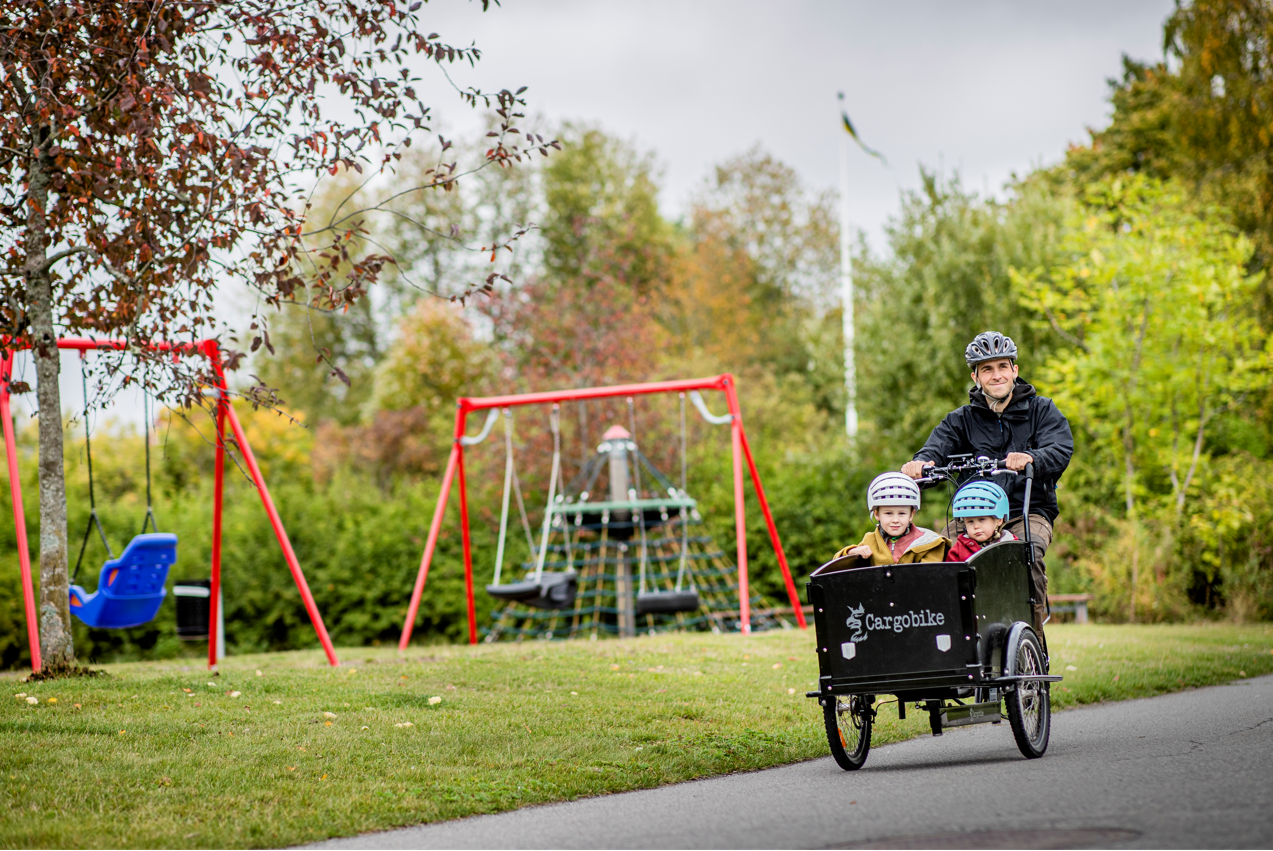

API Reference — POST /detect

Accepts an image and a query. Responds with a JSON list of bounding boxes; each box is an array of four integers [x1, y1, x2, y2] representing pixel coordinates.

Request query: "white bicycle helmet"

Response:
[[867, 472, 921, 511]]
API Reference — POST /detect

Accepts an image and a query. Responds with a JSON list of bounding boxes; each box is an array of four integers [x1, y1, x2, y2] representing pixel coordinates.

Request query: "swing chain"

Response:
[[677, 392, 690, 593], [531, 405, 561, 584], [72, 357, 113, 585], [140, 390, 159, 535]]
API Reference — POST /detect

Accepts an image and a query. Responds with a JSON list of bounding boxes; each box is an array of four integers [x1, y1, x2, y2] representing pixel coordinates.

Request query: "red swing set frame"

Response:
[[1, 336, 339, 673], [398, 373, 808, 648]]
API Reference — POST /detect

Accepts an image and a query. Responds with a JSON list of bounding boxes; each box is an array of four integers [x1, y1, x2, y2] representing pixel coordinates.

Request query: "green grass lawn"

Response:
[[2, 622, 1271, 849]]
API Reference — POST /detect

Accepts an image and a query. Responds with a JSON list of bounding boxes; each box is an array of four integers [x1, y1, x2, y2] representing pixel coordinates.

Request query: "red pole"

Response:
[[208, 391, 227, 669], [1, 354, 41, 672], [736, 424, 807, 629], [456, 446, 477, 645], [725, 378, 751, 636], [399, 417, 463, 650], [223, 403, 339, 667]]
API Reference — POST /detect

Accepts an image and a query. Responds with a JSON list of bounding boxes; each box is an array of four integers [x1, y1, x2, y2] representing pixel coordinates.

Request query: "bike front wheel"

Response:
[[823, 693, 872, 771]]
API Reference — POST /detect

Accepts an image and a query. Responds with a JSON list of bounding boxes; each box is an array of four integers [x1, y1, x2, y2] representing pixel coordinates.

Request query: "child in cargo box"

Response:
[[833, 472, 947, 565], [946, 480, 1016, 562]]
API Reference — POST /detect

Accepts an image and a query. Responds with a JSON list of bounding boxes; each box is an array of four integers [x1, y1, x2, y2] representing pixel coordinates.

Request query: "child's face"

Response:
[[964, 515, 1002, 543], [874, 506, 915, 537]]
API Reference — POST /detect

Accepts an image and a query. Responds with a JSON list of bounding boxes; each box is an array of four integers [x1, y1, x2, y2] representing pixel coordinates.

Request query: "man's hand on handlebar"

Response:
[[1004, 452, 1035, 472], [901, 460, 933, 480]]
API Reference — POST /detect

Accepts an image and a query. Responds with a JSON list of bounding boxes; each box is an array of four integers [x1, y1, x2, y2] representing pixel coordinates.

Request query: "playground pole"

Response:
[[456, 445, 477, 645], [399, 408, 465, 649], [724, 381, 807, 629], [223, 403, 339, 667], [208, 390, 227, 669], [726, 378, 752, 636], [0, 354, 41, 672], [839, 105, 859, 441]]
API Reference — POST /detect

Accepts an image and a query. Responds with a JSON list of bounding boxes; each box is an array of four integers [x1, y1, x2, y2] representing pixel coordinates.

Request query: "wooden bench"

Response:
[[1048, 593, 1093, 624]]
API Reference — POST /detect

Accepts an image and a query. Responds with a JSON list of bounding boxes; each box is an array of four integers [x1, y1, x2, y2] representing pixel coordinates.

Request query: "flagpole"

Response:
[[839, 107, 858, 442]]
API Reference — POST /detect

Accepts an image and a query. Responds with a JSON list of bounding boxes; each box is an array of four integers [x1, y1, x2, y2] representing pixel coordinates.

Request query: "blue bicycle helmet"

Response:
[[952, 481, 1009, 520]]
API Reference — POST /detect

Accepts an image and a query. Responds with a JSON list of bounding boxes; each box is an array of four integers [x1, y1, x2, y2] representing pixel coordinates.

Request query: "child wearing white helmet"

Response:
[[834, 472, 948, 565]]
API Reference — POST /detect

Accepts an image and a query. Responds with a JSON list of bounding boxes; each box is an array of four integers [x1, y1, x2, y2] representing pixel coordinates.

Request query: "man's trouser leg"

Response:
[[1005, 514, 1053, 642]]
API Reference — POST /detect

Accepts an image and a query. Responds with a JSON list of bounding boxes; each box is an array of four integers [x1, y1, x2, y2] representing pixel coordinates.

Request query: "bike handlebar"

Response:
[[913, 455, 1032, 485]]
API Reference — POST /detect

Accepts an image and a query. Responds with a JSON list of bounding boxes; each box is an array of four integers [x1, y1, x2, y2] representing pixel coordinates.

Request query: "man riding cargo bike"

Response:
[[804, 332, 1072, 770], [902, 331, 1074, 640]]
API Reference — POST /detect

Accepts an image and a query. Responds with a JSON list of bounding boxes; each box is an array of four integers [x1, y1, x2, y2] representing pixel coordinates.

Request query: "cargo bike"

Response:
[[806, 456, 1062, 771]]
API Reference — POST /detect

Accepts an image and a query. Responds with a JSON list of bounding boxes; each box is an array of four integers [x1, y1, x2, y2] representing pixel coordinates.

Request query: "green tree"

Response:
[[1065, 0, 1273, 274], [1015, 177, 1267, 620], [538, 125, 673, 296], [854, 171, 1069, 457]]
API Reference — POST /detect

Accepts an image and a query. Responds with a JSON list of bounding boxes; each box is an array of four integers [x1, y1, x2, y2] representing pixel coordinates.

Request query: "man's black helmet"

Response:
[[965, 331, 1018, 367]]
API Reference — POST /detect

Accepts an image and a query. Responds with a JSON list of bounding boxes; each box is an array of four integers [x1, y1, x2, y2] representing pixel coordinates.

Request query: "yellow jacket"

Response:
[[833, 526, 948, 566]]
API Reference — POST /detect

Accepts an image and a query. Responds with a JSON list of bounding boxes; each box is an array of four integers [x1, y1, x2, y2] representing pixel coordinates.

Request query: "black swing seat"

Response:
[[636, 589, 700, 616], [486, 570, 579, 610]]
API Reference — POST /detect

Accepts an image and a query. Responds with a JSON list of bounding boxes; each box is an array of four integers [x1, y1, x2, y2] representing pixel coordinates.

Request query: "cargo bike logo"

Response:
[[840, 603, 952, 661]]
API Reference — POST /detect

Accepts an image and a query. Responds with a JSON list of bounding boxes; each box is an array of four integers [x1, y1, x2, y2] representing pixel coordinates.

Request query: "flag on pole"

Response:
[[838, 92, 887, 164]]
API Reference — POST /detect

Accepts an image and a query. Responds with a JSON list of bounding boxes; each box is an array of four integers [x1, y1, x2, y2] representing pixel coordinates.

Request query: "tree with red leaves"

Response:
[[0, 0, 552, 668]]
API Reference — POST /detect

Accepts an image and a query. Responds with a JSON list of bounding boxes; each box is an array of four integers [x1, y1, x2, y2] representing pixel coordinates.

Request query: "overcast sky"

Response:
[[413, 0, 1176, 251]]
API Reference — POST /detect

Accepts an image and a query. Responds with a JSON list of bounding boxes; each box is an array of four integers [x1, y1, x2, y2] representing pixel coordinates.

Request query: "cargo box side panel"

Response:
[[966, 541, 1032, 668], [811, 563, 968, 684]]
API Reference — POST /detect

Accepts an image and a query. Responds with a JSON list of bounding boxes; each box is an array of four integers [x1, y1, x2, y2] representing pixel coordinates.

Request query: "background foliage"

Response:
[[2, 0, 1271, 667]]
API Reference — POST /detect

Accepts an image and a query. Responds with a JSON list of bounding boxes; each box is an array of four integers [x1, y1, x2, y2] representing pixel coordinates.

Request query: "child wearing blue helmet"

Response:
[[947, 480, 1016, 562]]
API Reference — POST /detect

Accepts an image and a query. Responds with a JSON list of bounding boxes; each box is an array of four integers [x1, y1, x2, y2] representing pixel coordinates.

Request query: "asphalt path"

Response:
[[311, 675, 1273, 849]]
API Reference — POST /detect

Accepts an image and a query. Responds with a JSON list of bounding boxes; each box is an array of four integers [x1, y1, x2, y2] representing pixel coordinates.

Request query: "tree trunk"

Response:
[[24, 130, 74, 667]]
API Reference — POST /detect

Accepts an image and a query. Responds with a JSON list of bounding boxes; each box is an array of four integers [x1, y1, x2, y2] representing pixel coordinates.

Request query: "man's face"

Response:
[[973, 358, 1018, 400], [874, 506, 914, 537]]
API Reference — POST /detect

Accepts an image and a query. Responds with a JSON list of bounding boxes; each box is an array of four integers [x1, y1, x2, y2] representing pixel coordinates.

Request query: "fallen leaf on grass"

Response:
[[323, 711, 337, 718], [255, 670, 263, 677], [230, 691, 241, 698], [25, 697, 36, 705], [14, 693, 25, 699], [73, 703, 81, 709], [395, 722, 414, 728], [1240, 670, 1247, 677], [46, 698, 57, 704], [788, 688, 796, 695], [772, 663, 782, 669], [361, 726, 369, 730], [428, 696, 442, 705], [324, 721, 332, 727], [119, 730, 126, 735], [287, 766, 296, 771], [1066, 665, 1077, 671], [1113, 674, 1120, 682], [273, 700, 281, 705]]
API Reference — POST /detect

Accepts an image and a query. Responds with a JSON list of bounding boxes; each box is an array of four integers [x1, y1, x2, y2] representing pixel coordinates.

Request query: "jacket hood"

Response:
[[969, 377, 1036, 417]]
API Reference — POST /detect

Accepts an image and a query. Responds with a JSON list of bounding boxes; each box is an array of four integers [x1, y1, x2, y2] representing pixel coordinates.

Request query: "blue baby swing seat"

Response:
[[69, 533, 177, 629]]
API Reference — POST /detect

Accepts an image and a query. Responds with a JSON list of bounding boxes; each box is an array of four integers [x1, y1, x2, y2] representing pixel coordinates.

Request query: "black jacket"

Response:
[[913, 379, 1074, 522]]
